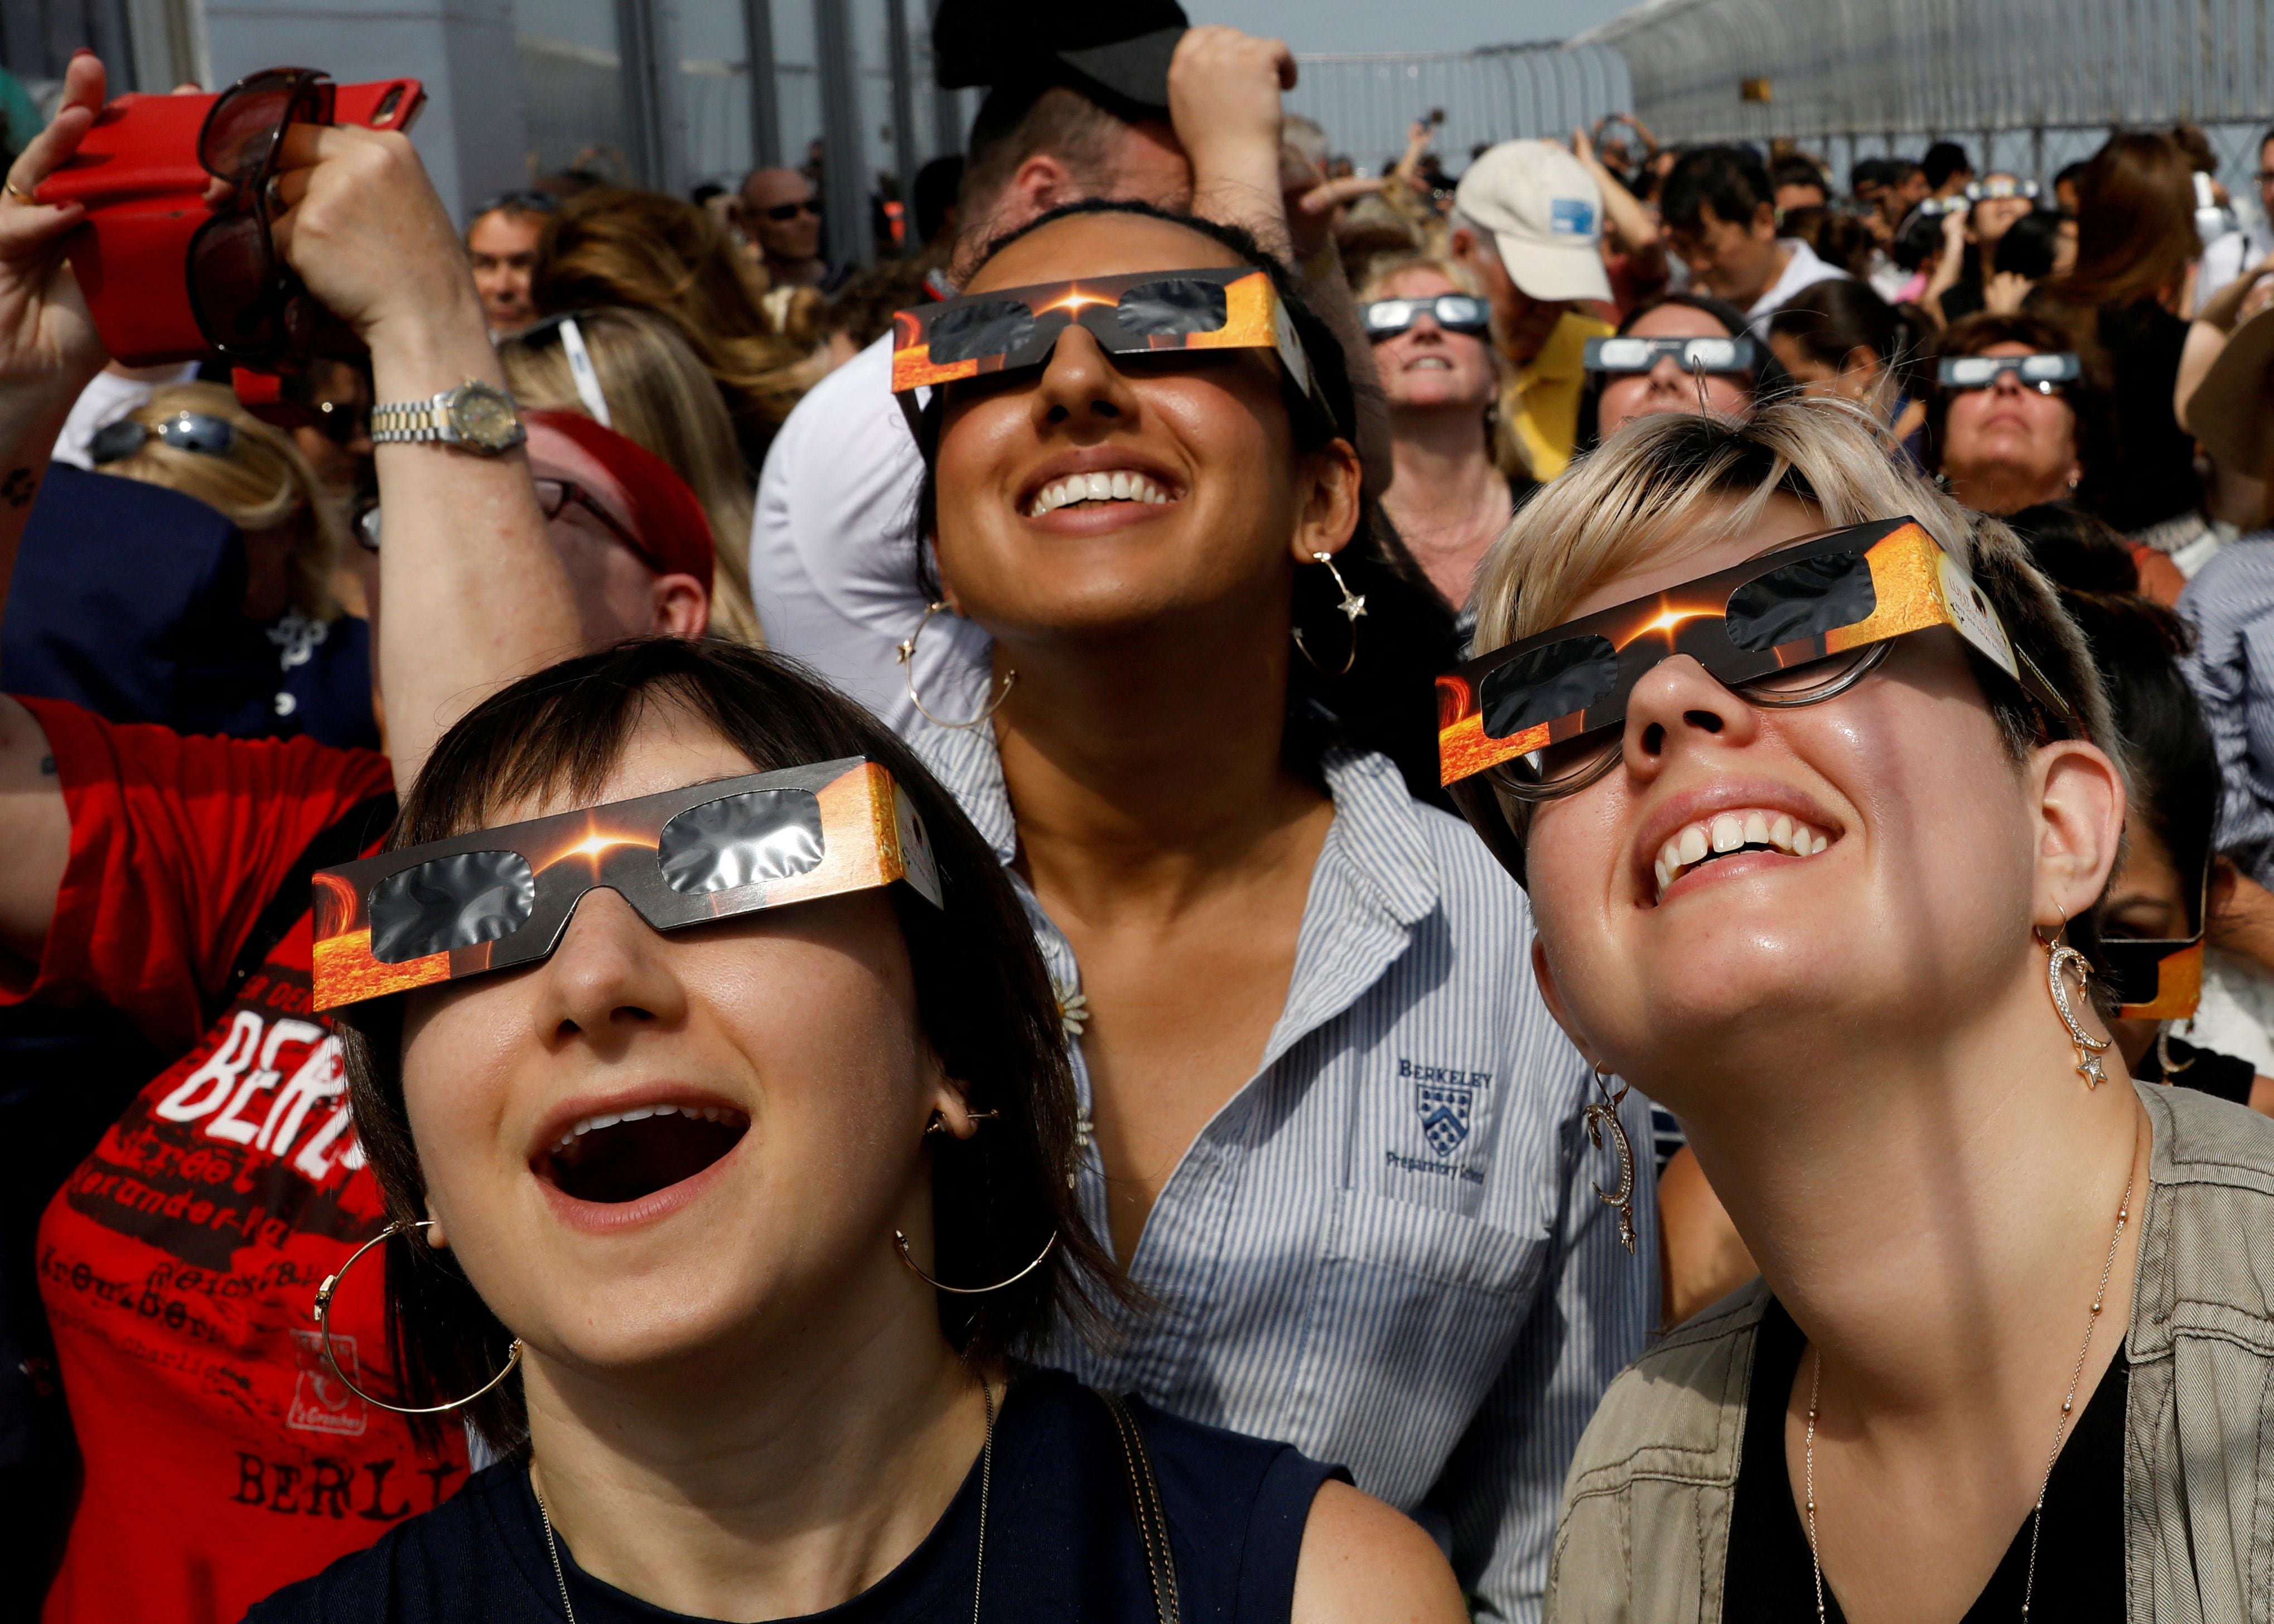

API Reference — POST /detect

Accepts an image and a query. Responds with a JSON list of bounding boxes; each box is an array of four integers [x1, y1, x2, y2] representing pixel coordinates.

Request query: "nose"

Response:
[[1032, 323, 1140, 433], [1988, 368, 2026, 398], [1646, 354, 1691, 394], [530, 887, 689, 1056], [1620, 653, 1763, 781]]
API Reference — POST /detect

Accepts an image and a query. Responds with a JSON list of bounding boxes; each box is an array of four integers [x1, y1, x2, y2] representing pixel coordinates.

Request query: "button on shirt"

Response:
[[914, 723, 1658, 1623], [2180, 530, 2274, 881]]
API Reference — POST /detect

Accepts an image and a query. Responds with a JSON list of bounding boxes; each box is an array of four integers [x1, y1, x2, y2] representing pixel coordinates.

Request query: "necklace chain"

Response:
[[1802, 1125, 2138, 1623], [532, 1376, 999, 1624]]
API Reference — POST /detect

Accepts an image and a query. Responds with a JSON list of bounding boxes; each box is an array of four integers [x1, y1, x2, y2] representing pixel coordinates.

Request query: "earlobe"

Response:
[[1288, 439, 1364, 565], [651, 574, 709, 639], [421, 1209, 449, 1249]]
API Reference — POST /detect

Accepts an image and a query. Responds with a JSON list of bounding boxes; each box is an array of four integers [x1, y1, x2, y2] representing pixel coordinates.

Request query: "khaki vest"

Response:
[[1546, 1081, 2274, 1623]]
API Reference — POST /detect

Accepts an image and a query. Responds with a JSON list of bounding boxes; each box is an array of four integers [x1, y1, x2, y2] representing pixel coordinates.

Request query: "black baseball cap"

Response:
[[932, 0, 1189, 113]]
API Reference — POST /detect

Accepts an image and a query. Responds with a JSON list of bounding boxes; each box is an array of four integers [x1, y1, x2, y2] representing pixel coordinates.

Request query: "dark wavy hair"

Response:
[[335, 639, 1120, 1457], [909, 197, 1461, 808]]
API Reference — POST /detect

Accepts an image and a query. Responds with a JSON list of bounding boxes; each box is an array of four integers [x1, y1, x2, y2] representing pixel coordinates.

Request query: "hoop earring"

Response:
[[925, 1107, 1000, 1136], [1583, 1064, 1639, 1255], [311, 1221, 523, 1415], [893, 1229, 1057, 1295], [896, 601, 1014, 730], [1291, 552, 1367, 677], [2037, 921, 2113, 1087]]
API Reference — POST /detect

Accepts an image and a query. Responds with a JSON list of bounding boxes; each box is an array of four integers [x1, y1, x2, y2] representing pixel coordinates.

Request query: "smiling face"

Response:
[[929, 212, 1358, 651], [397, 706, 960, 1374], [1597, 303, 1757, 437], [1938, 340, 2081, 513], [1370, 265, 1498, 414], [1520, 493, 2057, 1089]]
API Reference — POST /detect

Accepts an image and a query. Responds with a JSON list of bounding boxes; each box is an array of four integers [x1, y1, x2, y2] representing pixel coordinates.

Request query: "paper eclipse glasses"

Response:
[[311, 759, 942, 1013], [890, 267, 1332, 424], [1583, 335, 1759, 375], [1935, 351, 2080, 390]]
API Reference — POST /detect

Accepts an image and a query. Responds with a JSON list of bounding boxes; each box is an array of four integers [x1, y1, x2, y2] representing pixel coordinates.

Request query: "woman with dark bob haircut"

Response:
[[1447, 402, 2274, 1619], [245, 637, 1449, 1622]]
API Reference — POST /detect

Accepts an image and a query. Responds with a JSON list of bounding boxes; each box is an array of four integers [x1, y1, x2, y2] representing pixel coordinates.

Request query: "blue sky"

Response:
[[1184, 0, 1647, 55]]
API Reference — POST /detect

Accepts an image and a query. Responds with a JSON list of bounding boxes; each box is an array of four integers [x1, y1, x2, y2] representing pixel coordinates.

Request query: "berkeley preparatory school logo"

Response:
[[1414, 1081, 1474, 1157]]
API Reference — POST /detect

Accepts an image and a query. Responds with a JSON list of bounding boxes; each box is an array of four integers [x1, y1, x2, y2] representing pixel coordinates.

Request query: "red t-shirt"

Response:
[[7, 697, 469, 1624]]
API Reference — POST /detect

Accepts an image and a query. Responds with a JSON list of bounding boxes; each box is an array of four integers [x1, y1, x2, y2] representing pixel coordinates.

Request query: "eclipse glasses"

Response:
[[1936, 352, 2080, 392], [1585, 335, 1759, 376], [311, 759, 942, 1012], [1361, 294, 1491, 341]]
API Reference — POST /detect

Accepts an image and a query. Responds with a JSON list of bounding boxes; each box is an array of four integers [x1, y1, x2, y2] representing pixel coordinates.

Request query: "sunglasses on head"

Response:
[[189, 67, 337, 363], [1361, 294, 1491, 341], [1586, 335, 1758, 376], [1437, 517, 2075, 883], [890, 267, 1332, 426], [1937, 352, 2080, 391], [89, 412, 238, 465], [312, 759, 942, 1012]]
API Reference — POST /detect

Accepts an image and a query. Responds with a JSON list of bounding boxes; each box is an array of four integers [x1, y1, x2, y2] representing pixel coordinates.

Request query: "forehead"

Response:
[[742, 170, 810, 204], [1978, 340, 2036, 359], [1629, 303, 1733, 341], [484, 702, 756, 828], [967, 213, 1245, 294], [1375, 265, 1459, 299], [1563, 491, 1826, 620], [470, 211, 542, 253]]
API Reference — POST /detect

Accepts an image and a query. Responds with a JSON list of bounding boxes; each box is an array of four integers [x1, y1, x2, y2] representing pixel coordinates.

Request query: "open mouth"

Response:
[[536, 1103, 750, 1205], [1408, 356, 1454, 370], [1653, 808, 1833, 902], [1023, 468, 1178, 519]]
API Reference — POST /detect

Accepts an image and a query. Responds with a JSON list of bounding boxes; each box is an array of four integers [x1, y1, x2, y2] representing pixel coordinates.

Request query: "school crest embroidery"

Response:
[[1415, 1081, 1473, 1158]]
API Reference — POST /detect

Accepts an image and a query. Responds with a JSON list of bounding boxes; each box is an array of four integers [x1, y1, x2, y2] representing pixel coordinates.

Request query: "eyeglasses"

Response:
[[1361, 294, 1491, 340], [360, 478, 652, 566], [311, 760, 942, 1012], [1436, 518, 2075, 883], [188, 67, 337, 362], [89, 412, 239, 465], [1936, 352, 2080, 392], [890, 267, 1334, 427], [756, 198, 821, 222], [1584, 335, 1758, 375]]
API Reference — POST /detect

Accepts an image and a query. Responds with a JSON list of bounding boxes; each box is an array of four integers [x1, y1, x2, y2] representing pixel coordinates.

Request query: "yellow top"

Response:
[[1501, 309, 1615, 483]]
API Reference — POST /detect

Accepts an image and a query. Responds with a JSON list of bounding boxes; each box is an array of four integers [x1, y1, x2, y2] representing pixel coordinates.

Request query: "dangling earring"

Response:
[[1583, 1064, 1639, 1255], [2037, 918, 2113, 1087], [311, 1221, 523, 1415], [897, 601, 1014, 730], [1291, 551, 1366, 676]]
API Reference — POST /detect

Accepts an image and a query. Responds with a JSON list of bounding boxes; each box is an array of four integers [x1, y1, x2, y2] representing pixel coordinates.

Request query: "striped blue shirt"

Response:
[[2179, 529, 2274, 882], [913, 724, 1658, 1622]]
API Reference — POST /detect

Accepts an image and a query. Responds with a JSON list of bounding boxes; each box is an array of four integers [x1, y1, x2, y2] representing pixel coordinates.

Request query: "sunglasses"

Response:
[[89, 411, 238, 465], [355, 477, 655, 564], [311, 760, 942, 1012], [189, 67, 337, 363], [1585, 335, 1758, 375], [757, 199, 821, 222], [1437, 518, 2075, 881], [1937, 352, 2080, 391], [890, 267, 1330, 425], [1361, 294, 1491, 340]]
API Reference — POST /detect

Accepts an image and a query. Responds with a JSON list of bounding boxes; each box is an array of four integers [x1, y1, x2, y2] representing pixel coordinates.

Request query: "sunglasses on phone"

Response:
[[890, 267, 1331, 426], [312, 759, 942, 1012], [1585, 335, 1759, 375], [1361, 294, 1491, 340], [89, 411, 238, 465], [1437, 518, 2075, 883], [189, 67, 337, 362], [1937, 352, 2080, 391]]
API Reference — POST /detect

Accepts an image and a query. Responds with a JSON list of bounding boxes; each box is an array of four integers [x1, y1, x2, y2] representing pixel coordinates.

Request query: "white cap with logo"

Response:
[[1453, 139, 1613, 304]]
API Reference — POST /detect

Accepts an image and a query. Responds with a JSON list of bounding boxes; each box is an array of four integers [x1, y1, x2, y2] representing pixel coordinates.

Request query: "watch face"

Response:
[[448, 383, 524, 453]]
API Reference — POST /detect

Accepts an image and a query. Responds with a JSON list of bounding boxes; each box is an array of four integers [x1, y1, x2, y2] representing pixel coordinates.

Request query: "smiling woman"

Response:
[[1458, 403, 2274, 1623]]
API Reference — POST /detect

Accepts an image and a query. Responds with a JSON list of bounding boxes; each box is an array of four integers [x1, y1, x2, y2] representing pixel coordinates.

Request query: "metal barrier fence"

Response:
[[1288, 45, 1633, 171]]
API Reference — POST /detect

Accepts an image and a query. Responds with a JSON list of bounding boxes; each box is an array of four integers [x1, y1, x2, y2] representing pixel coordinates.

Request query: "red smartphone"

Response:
[[36, 76, 424, 365]]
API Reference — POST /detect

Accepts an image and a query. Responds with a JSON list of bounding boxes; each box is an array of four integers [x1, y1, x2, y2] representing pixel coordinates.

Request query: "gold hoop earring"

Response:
[[893, 1229, 1057, 1295], [1583, 1064, 1639, 1255], [1291, 551, 1366, 677], [896, 601, 1014, 730], [2038, 921, 2113, 1087], [311, 1220, 523, 1415]]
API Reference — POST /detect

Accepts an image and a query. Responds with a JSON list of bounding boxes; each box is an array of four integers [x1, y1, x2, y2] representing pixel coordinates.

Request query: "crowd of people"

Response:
[[5, 2, 2274, 1621]]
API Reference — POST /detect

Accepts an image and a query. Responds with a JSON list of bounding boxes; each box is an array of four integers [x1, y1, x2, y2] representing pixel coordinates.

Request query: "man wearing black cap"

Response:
[[752, 2, 1384, 736]]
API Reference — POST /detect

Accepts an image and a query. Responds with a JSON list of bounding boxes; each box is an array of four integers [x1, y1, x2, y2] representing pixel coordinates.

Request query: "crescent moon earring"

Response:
[[1583, 1064, 1639, 1255], [2038, 917, 2113, 1087]]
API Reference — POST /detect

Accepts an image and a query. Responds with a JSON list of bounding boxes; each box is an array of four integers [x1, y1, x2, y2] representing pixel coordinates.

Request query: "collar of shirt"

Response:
[[1748, 237, 1844, 323]]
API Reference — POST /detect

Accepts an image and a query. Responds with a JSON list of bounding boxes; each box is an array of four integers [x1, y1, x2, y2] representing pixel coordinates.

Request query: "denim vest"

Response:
[[1544, 1081, 2274, 1622]]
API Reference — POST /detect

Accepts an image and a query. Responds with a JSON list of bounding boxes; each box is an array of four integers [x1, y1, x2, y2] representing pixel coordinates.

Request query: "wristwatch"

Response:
[[369, 380, 526, 454]]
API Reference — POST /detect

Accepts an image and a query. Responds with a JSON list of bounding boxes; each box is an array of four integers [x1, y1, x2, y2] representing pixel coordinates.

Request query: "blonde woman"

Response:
[[1442, 400, 2274, 1618], [499, 307, 765, 645]]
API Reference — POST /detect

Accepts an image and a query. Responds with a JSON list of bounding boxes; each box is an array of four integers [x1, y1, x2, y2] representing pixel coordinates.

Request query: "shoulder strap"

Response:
[[210, 789, 398, 1021], [1097, 1390, 1182, 1624]]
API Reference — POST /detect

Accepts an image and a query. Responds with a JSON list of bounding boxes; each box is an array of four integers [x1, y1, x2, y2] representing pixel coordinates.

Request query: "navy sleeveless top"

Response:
[[241, 1368, 1346, 1623]]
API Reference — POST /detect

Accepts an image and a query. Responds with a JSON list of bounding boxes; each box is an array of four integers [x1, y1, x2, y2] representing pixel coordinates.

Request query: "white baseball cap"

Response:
[[1453, 139, 1613, 304]]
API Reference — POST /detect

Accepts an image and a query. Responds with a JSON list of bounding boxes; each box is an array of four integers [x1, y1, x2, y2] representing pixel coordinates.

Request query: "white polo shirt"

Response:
[[1745, 236, 1851, 331]]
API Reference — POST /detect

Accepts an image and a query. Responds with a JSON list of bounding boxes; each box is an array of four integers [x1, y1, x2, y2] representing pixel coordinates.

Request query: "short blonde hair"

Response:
[[1471, 399, 2116, 760], [100, 382, 345, 621], [500, 308, 765, 645]]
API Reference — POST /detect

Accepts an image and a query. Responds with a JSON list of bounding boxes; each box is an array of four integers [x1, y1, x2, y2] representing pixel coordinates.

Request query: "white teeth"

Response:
[[1025, 468, 1174, 517], [548, 1102, 743, 1156], [1652, 809, 1834, 901]]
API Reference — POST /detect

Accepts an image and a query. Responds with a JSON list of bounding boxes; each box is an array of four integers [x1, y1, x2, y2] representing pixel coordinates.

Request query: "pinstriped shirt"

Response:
[[2179, 529, 2274, 882], [913, 725, 1658, 1622]]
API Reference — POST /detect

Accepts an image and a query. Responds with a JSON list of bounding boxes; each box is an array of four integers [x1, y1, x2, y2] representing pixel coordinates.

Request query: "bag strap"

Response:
[[1097, 1389, 1182, 1624], [209, 789, 398, 1022]]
